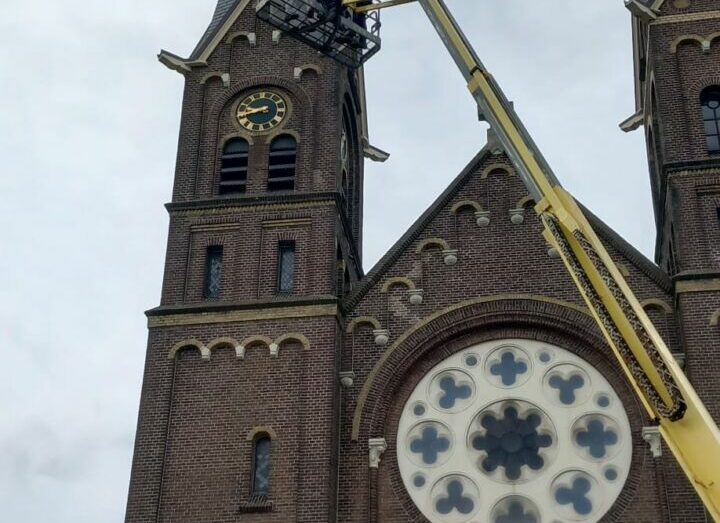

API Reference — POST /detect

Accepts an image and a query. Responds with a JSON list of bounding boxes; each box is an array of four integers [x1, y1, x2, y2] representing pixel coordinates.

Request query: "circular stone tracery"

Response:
[[469, 400, 557, 482], [397, 339, 632, 523]]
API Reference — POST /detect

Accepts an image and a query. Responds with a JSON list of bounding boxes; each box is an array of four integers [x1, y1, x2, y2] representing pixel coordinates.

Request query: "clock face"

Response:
[[236, 91, 287, 132]]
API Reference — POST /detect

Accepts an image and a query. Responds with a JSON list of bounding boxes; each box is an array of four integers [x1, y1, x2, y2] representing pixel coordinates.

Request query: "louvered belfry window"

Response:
[[701, 87, 720, 154], [267, 135, 296, 191], [219, 139, 249, 194], [204, 246, 223, 300]]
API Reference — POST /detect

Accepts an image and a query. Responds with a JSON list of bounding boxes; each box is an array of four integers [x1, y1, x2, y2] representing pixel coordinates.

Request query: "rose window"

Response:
[[397, 339, 632, 523]]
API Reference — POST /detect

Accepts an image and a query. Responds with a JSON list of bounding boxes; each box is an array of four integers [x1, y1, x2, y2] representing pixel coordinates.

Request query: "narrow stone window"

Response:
[[219, 139, 249, 194], [251, 436, 271, 497], [204, 246, 223, 300], [701, 87, 720, 154], [277, 241, 295, 294], [267, 135, 296, 191]]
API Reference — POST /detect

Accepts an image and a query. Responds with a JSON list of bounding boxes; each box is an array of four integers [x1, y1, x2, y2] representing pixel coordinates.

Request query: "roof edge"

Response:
[[343, 146, 493, 311], [580, 203, 671, 293], [191, 0, 253, 61], [343, 147, 670, 311]]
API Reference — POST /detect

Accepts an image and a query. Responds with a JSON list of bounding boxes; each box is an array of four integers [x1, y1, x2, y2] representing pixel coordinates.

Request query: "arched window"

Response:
[[251, 436, 271, 497], [340, 105, 355, 216], [219, 139, 249, 194], [268, 135, 296, 191], [701, 87, 720, 154]]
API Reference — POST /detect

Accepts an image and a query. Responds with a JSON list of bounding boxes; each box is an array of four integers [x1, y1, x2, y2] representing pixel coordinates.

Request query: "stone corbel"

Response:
[[373, 329, 390, 347], [369, 438, 388, 469], [200, 346, 211, 361], [269, 343, 280, 358], [509, 208, 525, 225], [443, 249, 458, 266], [642, 426, 662, 458], [408, 289, 424, 305], [475, 210, 491, 227], [272, 30, 282, 45], [339, 371, 355, 389]]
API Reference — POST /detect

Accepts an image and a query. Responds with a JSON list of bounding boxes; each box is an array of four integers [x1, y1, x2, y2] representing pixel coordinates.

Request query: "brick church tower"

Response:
[[623, 0, 720, 426], [124, 1, 369, 520], [126, 1, 720, 522]]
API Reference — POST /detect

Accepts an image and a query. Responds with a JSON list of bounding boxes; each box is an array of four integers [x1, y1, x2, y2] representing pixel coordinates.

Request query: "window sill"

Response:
[[238, 496, 273, 513]]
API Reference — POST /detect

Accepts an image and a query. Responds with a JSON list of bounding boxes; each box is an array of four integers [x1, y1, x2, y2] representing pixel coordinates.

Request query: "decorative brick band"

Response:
[[652, 10, 720, 25], [450, 200, 484, 214], [480, 163, 514, 179], [676, 278, 720, 294], [641, 298, 673, 313], [148, 303, 337, 328], [415, 237, 450, 253], [380, 277, 417, 293], [246, 426, 279, 442], [346, 316, 382, 334], [167, 333, 310, 360]]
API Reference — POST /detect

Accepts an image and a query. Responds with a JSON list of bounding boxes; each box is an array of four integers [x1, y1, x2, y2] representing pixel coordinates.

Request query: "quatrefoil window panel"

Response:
[[397, 339, 632, 523]]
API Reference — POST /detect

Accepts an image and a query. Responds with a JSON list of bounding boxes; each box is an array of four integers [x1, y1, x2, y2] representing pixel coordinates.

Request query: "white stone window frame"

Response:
[[397, 339, 633, 523]]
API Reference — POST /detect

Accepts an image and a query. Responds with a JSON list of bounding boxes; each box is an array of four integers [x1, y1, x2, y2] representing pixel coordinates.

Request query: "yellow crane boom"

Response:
[[258, 0, 720, 517]]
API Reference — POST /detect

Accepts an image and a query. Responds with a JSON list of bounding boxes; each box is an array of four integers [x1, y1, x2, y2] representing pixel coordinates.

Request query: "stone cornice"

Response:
[[651, 10, 720, 25], [673, 271, 720, 294], [146, 296, 340, 327], [165, 192, 339, 215], [664, 159, 720, 174]]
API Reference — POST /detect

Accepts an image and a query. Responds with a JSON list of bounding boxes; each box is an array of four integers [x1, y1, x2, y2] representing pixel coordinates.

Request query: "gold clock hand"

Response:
[[238, 106, 269, 118]]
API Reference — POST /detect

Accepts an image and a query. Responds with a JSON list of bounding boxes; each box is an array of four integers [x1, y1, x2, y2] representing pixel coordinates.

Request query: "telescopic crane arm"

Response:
[[414, 3, 720, 516], [258, 0, 720, 518]]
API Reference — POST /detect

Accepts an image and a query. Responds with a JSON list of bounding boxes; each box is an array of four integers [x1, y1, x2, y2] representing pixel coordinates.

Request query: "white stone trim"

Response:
[[642, 426, 662, 458], [369, 438, 388, 469]]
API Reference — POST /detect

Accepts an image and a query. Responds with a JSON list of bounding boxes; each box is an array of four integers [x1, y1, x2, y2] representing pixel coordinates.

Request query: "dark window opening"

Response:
[[343, 266, 351, 296], [341, 105, 356, 221], [204, 246, 223, 300], [268, 136, 296, 191], [219, 139, 249, 195], [277, 241, 295, 294], [668, 225, 679, 276], [340, 170, 349, 212], [701, 87, 720, 154], [251, 436, 271, 497]]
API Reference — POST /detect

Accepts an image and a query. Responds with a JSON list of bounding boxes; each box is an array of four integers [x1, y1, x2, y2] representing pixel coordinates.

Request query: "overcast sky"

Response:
[[0, 1, 651, 521]]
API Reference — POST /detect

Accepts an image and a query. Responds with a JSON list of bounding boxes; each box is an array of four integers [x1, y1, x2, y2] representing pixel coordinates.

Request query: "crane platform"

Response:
[[256, 0, 382, 68]]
